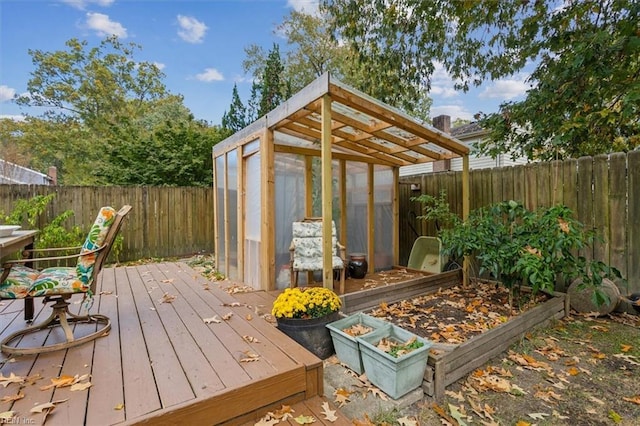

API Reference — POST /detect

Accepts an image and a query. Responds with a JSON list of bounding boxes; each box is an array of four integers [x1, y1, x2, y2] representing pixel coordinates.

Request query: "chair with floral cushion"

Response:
[[0, 205, 131, 355], [289, 217, 346, 294]]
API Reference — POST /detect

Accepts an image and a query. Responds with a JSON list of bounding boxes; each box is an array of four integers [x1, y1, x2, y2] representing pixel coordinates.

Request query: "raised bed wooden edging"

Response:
[[424, 290, 568, 399], [340, 271, 569, 400], [340, 269, 462, 314]]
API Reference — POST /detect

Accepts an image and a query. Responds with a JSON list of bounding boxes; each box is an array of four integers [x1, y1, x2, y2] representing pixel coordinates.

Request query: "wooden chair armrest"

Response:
[[5, 245, 106, 267], [22, 245, 83, 256]]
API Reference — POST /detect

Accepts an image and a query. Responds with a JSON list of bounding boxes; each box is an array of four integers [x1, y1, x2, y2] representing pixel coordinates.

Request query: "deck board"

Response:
[[0, 262, 331, 425], [86, 267, 126, 425]]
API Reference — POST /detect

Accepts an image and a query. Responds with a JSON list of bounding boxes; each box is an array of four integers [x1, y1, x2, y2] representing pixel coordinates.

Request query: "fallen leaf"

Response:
[[333, 388, 352, 407], [449, 403, 469, 425], [243, 335, 260, 343], [620, 344, 632, 353], [321, 401, 338, 422], [623, 395, 640, 405], [158, 292, 176, 303], [114, 403, 124, 410], [609, 409, 622, 423], [239, 351, 260, 362], [397, 415, 419, 426], [70, 381, 92, 391], [160, 279, 174, 284], [0, 373, 25, 388], [203, 316, 221, 324], [367, 387, 388, 400], [0, 411, 16, 421], [255, 416, 279, 426], [293, 414, 315, 424], [528, 412, 549, 420], [30, 402, 56, 413], [246, 313, 253, 321], [0, 392, 24, 403], [40, 375, 76, 390]]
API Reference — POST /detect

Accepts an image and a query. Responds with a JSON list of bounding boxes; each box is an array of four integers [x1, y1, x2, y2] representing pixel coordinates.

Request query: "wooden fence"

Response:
[[0, 185, 214, 262], [399, 151, 640, 294]]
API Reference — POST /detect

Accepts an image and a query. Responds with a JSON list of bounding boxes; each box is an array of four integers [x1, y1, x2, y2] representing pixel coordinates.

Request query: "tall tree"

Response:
[[221, 84, 247, 132], [9, 35, 221, 185], [243, 10, 432, 121], [16, 36, 169, 131], [323, 0, 639, 160], [258, 44, 287, 117]]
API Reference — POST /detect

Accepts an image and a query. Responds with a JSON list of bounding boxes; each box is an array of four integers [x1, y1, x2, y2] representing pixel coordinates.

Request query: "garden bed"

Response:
[[341, 270, 569, 399]]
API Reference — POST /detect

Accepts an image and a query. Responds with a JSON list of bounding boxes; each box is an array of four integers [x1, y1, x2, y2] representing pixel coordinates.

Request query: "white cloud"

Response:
[[85, 12, 127, 38], [0, 85, 16, 103], [0, 114, 26, 122], [287, 0, 319, 15], [429, 62, 461, 99], [62, 0, 114, 10], [479, 75, 530, 100], [196, 68, 224, 82], [153, 62, 166, 71], [177, 15, 207, 44], [430, 104, 474, 122]]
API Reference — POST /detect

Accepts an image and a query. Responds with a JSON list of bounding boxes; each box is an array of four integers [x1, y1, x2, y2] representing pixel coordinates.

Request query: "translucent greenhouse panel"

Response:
[[345, 162, 368, 258], [244, 151, 261, 289], [374, 165, 393, 271], [274, 153, 305, 289], [227, 150, 238, 279], [215, 156, 226, 276], [310, 158, 342, 233]]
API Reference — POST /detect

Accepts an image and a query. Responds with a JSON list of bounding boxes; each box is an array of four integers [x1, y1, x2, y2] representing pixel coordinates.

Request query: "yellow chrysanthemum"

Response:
[[272, 287, 342, 319]]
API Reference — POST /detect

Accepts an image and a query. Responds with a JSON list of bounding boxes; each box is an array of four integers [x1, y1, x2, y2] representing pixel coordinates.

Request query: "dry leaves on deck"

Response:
[[40, 374, 91, 391]]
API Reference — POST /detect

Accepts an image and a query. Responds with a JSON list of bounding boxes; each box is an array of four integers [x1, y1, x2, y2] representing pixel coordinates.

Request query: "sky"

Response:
[[0, 0, 532, 126]]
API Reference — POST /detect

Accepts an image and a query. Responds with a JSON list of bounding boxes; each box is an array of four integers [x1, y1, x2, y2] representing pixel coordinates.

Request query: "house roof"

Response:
[[214, 73, 469, 167], [451, 122, 486, 138], [0, 160, 51, 185]]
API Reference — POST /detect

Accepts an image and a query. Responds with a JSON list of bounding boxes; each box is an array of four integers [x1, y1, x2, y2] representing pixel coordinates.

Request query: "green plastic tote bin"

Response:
[[357, 324, 431, 399], [326, 313, 387, 374]]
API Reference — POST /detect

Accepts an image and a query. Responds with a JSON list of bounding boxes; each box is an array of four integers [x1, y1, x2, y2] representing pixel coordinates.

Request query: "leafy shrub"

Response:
[[414, 193, 622, 306]]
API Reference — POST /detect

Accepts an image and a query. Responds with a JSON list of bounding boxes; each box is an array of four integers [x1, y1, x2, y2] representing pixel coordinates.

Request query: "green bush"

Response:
[[413, 193, 622, 306]]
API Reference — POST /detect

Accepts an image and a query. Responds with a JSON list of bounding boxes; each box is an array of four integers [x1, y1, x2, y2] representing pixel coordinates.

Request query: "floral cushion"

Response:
[[76, 207, 116, 285], [291, 221, 344, 272], [0, 207, 116, 299], [0, 266, 39, 299], [28, 267, 87, 297]]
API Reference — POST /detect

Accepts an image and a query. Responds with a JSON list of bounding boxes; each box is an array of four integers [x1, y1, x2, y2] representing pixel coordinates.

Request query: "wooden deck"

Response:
[[0, 262, 351, 425]]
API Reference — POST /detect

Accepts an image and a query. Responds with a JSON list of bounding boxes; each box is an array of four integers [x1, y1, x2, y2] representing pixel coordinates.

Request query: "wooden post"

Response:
[[237, 147, 244, 282], [321, 94, 334, 290], [462, 155, 470, 285], [340, 160, 347, 252], [223, 153, 230, 276], [260, 128, 276, 290], [212, 154, 219, 276], [392, 167, 399, 266], [305, 156, 313, 217], [367, 163, 374, 273]]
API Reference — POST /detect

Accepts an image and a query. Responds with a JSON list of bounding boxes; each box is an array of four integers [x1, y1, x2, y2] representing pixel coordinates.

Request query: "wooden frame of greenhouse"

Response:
[[212, 72, 471, 291]]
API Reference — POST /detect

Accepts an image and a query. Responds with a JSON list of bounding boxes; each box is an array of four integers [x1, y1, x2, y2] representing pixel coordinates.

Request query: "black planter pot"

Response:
[[348, 253, 368, 279], [276, 311, 339, 359]]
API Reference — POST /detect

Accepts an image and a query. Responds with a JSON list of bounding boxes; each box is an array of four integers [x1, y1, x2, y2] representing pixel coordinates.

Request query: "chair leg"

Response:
[[340, 268, 346, 295], [1, 295, 111, 355]]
